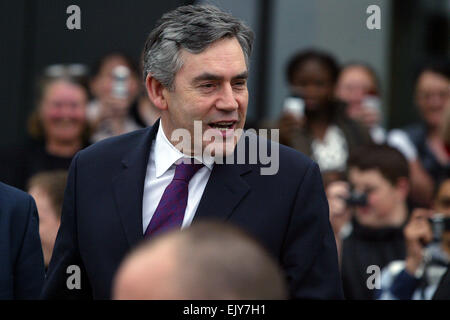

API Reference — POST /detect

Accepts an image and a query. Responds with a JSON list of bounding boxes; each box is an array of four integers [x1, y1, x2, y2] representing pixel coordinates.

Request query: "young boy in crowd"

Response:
[[328, 144, 411, 299]]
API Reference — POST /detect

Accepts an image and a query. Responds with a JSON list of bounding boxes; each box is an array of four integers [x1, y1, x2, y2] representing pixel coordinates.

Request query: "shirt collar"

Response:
[[154, 122, 213, 178]]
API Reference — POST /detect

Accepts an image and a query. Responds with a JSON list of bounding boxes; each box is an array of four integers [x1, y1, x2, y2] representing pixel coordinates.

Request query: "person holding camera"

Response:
[[376, 178, 450, 300], [329, 144, 411, 299], [335, 63, 386, 144], [87, 52, 142, 143]]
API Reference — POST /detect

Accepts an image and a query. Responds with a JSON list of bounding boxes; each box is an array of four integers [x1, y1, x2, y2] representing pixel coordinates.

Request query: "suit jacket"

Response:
[[433, 267, 450, 300], [42, 121, 343, 299], [0, 182, 45, 299]]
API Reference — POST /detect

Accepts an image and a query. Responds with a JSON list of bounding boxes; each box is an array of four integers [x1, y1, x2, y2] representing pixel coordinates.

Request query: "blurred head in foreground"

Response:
[[113, 221, 288, 300], [27, 170, 68, 267]]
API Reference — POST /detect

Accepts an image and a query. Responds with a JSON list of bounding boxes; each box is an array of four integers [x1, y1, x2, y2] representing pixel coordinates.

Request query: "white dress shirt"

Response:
[[142, 123, 213, 233]]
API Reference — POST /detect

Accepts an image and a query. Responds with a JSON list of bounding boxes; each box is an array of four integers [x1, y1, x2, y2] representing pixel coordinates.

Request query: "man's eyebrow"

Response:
[[233, 71, 249, 80], [192, 71, 249, 83]]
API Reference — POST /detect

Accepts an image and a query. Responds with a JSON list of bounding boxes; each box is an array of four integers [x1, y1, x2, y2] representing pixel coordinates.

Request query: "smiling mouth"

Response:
[[207, 121, 237, 132], [54, 120, 77, 127]]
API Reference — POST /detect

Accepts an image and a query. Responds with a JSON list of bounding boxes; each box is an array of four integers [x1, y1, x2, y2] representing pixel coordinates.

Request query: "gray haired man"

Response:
[[42, 5, 343, 299]]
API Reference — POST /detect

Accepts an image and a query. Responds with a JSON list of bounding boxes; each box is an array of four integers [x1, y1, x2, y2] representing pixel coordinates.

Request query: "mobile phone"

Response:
[[112, 65, 130, 99], [283, 96, 305, 118], [362, 95, 381, 113], [429, 213, 450, 243]]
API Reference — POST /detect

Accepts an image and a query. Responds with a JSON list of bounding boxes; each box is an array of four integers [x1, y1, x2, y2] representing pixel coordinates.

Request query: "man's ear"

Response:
[[395, 177, 410, 200], [145, 74, 169, 111]]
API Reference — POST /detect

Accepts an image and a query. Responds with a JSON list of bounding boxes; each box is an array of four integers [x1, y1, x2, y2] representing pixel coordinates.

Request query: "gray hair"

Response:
[[142, 4, 254, 90]]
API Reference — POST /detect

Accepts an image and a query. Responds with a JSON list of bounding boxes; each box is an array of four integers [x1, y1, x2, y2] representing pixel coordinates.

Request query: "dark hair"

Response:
[[286, 49, 340, 85], [90, 52, 140, 79], [414, 57, 450, 84], [347, 144, 409, 185], [340, 62, 380, 95], [142, 4, 254, 90]]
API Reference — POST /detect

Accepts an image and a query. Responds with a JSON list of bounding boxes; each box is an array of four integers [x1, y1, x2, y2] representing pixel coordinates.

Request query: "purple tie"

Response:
[[144, 160, 204, 238]]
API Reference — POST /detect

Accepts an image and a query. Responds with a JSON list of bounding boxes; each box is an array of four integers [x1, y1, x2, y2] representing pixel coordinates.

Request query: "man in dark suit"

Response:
[[0, 182, 45, 299], [42, 4, 343, 299], [433, 268, 450, 299]]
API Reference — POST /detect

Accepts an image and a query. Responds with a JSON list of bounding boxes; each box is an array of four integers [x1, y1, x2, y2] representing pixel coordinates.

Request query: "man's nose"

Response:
[[301, 85, 319, 99], [60, 104, 77, 118], [429, 94, 445, 108], [216, 84, 239, 111], [353, 88, 366, 101]]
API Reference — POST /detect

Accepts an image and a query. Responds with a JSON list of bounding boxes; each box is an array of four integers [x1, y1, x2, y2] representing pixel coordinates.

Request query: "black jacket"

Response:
[[0, 182, 45, 299], [42, 120, 343, 299], [341, 218, 406, 300]]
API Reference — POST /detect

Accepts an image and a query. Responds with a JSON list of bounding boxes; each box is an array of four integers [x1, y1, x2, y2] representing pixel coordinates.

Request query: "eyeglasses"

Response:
[[44, 63, 89, 78], [416, 88, 450, 102]]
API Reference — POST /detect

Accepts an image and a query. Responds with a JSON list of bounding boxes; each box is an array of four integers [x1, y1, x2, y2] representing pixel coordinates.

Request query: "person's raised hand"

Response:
[[404, 208, 433, 275], [359, 106, 380, 129], [278, 112, 304, 146], [326, 181, 351, 236], [98, 95, 131, 120]]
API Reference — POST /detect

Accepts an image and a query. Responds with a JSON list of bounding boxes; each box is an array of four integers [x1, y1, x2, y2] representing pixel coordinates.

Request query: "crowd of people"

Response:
[[0, 4, 449, 300], [0, 52, 160, 191], [274, 49, 449, 299]]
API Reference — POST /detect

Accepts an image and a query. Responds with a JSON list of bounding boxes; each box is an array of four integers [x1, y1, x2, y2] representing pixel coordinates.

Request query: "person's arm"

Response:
[[282, 162, 344, 299], [13, 196, 45, 299], [278, 112, 304, 147], [377, 209, 433, 300], [41, 152, 93, 299], [325, 181, 351, 264], [376, 262, 421, 300]]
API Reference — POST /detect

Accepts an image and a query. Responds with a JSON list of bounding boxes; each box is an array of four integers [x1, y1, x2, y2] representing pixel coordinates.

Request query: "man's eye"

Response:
[[365, 187, 376, 194], [200, 83, 216, 89], [233, 81, 247, 88]]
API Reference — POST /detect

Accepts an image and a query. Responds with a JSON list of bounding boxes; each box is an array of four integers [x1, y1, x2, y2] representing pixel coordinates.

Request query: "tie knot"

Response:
[[173, 161, 204, 183]]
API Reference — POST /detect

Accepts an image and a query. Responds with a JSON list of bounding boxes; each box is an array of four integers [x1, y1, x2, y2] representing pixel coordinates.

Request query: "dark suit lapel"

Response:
[[433, 267, 450, 300], [193, 161, 251, 222], [111, 121, 159, 248]]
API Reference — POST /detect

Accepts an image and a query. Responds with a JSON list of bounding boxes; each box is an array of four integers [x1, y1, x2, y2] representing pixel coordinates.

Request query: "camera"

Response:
[[428, 214, 450, 243], [345, 191, 367, 207]]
